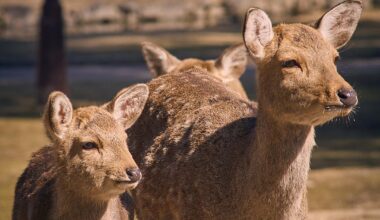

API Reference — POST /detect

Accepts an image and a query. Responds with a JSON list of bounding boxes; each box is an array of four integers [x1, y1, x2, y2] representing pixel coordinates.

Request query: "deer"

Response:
[[127, 1, 362, 219], [12, 84, 149, 220], [141, 41, 249, 99]]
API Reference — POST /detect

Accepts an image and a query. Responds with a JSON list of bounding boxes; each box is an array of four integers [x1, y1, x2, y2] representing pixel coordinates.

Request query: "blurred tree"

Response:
[[37, 0, 68, 105]]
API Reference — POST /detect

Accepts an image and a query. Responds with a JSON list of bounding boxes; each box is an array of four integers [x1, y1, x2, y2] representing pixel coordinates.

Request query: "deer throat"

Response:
[[237, 110, 315, 218]]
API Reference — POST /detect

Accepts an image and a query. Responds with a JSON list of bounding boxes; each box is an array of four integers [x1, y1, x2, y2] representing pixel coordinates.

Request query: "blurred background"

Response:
[[0, 0, 379, 219]]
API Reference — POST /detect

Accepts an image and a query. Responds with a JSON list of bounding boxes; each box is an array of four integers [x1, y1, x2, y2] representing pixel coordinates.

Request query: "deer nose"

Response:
[[126, 168, 141, 183], [337, 88, 357, 107]]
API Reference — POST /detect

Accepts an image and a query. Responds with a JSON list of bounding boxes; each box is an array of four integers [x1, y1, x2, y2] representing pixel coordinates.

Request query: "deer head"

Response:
[[43, 84, 149, 200], [243, 0, 362, 125], [142, 41, 249, 99]]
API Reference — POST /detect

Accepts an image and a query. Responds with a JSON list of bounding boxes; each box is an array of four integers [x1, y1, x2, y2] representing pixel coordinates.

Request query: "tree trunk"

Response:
[[37, 0, 68, 105]]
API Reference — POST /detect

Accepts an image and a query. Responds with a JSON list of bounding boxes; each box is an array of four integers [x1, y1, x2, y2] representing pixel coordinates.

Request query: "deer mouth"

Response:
[[324, 104, 355, 118], [324, 104, 352, 111], [113, 179, 140, 189], [114, 179, 136, 184]]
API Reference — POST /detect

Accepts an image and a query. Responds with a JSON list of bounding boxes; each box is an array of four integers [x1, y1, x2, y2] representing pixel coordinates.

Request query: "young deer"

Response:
[[12, 84, 149, 220], [142, 41, 249, 99], [128, 1, 361, 219]]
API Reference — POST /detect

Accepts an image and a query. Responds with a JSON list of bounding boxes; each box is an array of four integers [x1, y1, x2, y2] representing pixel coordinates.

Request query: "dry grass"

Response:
[[308, 168, 380, 210], [0, 118, 46, 220], [309, 208, 380, 220]]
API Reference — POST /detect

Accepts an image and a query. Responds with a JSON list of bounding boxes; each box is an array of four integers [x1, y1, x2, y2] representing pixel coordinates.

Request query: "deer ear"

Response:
[[215, 44, 248, 79], [243, 8, 273, 60], [43, 91, 73, 140], [141, 41, 180, 77], [315, 0, 362, 49], [106, 84, 149, 130]]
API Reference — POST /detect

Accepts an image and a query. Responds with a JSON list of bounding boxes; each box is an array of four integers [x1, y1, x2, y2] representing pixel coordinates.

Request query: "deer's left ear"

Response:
[[104, 84, 149, 130], [314, 0, 362, 49], [215, 44, 248, 79]]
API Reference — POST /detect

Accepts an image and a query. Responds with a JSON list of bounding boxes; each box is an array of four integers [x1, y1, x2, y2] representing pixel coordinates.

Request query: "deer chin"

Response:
[[89, 185, 127, 200], [280, 103, 352, 126], [304, 104, 354, 126]]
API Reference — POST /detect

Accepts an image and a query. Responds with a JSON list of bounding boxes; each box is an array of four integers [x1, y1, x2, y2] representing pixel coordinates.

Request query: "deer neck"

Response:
[[52, 176, 124, 220], [254, 110, 314, 177], [240, 107, 315, 218]]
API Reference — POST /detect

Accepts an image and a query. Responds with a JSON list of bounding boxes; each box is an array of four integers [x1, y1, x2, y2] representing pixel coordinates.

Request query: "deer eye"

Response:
[[281, 60, 300, 68], [82, 142, 98, 150]]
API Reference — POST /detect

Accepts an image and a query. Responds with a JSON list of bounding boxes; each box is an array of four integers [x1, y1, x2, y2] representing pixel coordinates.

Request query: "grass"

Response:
[[0, 118, 46, 220], [308, 168, 380, 220], [308, 168, 380, 210]]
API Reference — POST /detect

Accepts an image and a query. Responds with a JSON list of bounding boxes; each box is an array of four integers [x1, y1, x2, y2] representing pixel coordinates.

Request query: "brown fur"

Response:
[[129, 1, 362, 219], [142, 42, 249, 99], [13, 84, 149, 220]]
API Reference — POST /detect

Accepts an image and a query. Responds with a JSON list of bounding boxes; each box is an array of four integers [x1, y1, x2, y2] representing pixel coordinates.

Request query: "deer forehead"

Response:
[[72, 107, 126, 138], [274, 24, 337, 59]]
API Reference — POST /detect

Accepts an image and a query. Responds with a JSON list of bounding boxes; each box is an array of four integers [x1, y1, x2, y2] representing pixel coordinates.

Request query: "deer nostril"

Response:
[[337, 88, 357, 107], [126, 168, 141, 183], [337, 89, 348, 99]]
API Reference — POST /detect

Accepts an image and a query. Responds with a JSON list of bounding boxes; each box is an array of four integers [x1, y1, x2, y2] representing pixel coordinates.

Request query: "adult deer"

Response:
[[129, 1, 362, 219]]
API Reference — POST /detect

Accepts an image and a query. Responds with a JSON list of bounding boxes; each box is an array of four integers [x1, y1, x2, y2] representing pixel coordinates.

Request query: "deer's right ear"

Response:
[[243, 8, 273, 60], [43, 92, 73, 140], [141, 41, 180, 77], [105, 84, 149, 130]]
